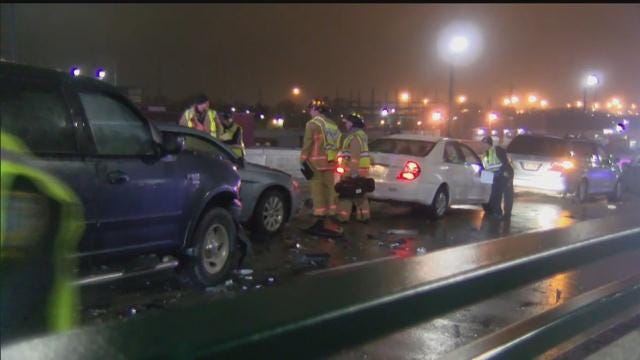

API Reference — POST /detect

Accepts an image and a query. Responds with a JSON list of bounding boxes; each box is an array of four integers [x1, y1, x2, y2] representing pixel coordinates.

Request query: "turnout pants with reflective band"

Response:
[[309, 170, 337, 217], [337, 178, 371, 222]]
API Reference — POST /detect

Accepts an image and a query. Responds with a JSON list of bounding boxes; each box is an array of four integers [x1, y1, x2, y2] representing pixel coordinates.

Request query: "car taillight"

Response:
[[397, 161, 421, 181], [336, 166, 345, 175], [550, 160, 574, 172]]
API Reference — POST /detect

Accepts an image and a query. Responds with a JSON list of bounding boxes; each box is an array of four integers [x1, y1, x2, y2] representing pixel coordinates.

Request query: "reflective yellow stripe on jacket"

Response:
[[310, 115, 340, 162], [185, 108, 218, 138], [338, 129, 371, 169], [482, 146, 502, 171], [220, 123, 246, 157], [1, 132, 84, 332]]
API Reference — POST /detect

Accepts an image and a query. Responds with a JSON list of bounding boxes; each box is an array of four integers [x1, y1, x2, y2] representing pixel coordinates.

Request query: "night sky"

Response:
[[9, 4, 640, 106]]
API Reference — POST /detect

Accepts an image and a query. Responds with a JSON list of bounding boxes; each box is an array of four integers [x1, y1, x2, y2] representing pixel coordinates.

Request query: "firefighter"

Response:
[[300, 99, 343, 237], [1, 132, 84, 343], [218, 110, 246, 158], [178, 93, 221, 138], [481, 136, 514, 220], [336, 113, 371, 223]]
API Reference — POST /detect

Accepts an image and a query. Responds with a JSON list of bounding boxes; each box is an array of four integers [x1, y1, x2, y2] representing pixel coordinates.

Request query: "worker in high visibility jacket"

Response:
[[336, 113, 371, 223], [178, 93, 221, 138], [218, 110, 246, 158], [1, 132, 84, 343], [481, 136, 514, 220], [300, 99, 343, 237]]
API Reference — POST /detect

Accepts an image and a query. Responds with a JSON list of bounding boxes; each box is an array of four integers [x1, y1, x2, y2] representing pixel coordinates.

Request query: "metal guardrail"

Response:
[[2, 213, 639, 359]]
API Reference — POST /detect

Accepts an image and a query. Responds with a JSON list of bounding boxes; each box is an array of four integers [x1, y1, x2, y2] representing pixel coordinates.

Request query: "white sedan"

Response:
[[368, 134, 491, 219]]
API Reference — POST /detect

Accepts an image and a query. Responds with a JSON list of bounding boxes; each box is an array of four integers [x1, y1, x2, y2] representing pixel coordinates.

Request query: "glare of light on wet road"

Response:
[[544, 272, 574, 307], [534, 204, 574, 229]]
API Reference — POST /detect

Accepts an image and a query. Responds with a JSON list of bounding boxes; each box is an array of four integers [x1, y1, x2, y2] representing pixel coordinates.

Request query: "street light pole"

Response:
[[447, 64, 454, 137]]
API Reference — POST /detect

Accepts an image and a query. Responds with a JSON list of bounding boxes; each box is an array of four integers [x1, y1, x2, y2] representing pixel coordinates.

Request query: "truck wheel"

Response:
[[186, 207, 237, 288], [251, 189, 288, 240]]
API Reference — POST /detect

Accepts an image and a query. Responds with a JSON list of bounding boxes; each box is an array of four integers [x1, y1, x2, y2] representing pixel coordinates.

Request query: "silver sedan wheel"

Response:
[[262, 196, 284, 232], [435, 191, 448, 217], [201, 224, 230, 275]]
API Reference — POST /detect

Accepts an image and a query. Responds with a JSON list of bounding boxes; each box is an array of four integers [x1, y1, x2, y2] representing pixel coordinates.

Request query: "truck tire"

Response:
[[186, 207, 237, 288]]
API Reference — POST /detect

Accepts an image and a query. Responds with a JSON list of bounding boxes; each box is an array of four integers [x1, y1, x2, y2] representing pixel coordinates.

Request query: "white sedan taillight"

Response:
[[397, 161, 421, 181]]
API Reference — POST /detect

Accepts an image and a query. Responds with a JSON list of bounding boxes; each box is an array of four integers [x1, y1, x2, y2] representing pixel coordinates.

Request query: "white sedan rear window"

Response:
[[369, 139, 435, 157]]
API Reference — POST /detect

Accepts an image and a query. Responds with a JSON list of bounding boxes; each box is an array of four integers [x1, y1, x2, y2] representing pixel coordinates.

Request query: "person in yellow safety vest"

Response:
[[1, 132, 84, 343], [336, 113, 372, 223], [218, 110, 246, 158], [481, 136, 514, 220], [300, 98, 343, 238], [178, 93, 221, 138]]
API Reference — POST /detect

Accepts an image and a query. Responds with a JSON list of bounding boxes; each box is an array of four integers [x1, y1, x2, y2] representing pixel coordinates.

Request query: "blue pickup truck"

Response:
[[0, 62, 244, 287]]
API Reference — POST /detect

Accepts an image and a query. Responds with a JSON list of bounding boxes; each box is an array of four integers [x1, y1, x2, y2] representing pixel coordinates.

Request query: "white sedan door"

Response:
[[457, 142, 491, 203], [440, 141, 469, 203]]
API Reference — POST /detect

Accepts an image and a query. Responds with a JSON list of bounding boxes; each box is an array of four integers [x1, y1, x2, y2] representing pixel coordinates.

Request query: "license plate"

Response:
[[522, 161, 541, 171], [371, 165, 388, 179]]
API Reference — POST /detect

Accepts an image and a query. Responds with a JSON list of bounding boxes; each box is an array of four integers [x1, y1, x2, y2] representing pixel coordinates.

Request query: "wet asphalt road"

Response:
[[79, 191, 640, 355]]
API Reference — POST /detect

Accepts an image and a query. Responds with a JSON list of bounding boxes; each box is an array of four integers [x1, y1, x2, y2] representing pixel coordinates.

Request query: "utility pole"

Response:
[[447, 64, 454, 137]]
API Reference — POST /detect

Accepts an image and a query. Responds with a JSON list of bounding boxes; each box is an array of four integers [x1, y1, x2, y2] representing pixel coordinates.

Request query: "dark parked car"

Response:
[[157, 125, 301, 239], [0, 62, 243, 287]]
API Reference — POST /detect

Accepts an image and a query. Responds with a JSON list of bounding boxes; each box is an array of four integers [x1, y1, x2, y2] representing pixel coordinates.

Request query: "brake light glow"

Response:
[[336, 166, 345, 175], [550, 160, 574, 172], [397, 161, 421, 181]]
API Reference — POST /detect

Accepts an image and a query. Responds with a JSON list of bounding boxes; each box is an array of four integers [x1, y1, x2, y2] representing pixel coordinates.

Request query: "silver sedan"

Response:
[[157, 125, 301, 240]]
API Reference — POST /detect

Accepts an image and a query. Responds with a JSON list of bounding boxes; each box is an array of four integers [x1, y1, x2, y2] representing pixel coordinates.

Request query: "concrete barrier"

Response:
[[245, 148, 303, 179]]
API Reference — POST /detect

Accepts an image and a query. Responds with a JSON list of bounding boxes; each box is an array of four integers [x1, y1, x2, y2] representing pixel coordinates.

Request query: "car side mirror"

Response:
[[162, 133, 184, 155]]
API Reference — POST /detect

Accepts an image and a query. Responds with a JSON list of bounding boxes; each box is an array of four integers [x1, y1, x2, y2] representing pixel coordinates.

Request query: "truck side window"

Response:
[[0, 80, 77, 154], [182, 134, 231, 160], [79, 92, 153, 156]]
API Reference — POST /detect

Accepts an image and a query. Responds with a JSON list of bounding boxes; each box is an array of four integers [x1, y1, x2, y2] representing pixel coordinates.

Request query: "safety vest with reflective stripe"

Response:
[[338, 129, 371, 170], [1, 132, 84, 333], [310, 115, 340, 162], [184, 108, 218, 138], [482, 146, 502, 171], [219, 122, 246, 158]]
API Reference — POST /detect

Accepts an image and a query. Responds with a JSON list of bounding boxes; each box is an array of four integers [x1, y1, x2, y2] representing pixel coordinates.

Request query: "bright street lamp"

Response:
[[583, 74, 599, 112], [400, 92, 410, 103], [292, 87, 301, 96], [449, 36, 469, 54], [540, 100, 548, 108], [457, 95, 467, 104], [431, 111, 442, 122], [528, 94, 538, 104], [585, 74, 599, 87]]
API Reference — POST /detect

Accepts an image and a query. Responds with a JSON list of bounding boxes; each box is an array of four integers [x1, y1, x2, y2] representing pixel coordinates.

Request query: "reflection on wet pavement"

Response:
[[79, 193, 640, 333]]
